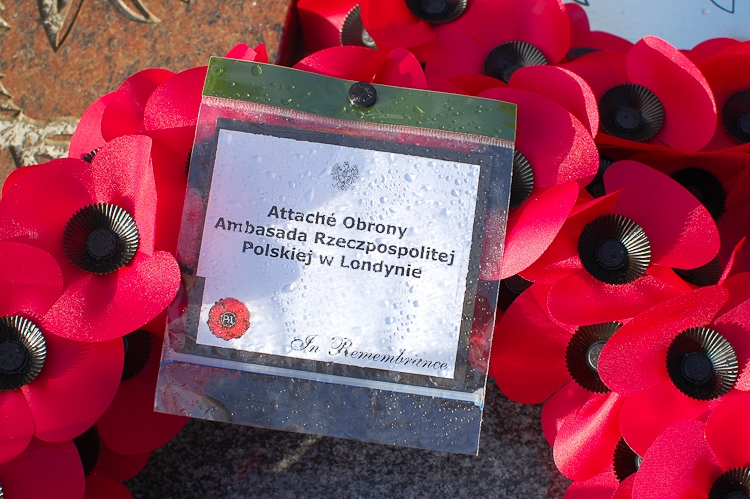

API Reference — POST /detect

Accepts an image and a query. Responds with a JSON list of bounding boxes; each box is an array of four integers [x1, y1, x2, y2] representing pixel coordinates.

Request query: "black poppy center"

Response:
[[86, 228, 119, 260], [565, 47, 599, 62], [73, 427, 101, 477], [404, 0, 466, 23], [670, 167, 726, 221], [681, 352, 714, 385], [615, 106, 643, 131], [340, 4, 377, 49], [674, 257, 721, 287], [566, 322, 621, 393], [220, 311, 237, 328], [0, 340, 28, 375], [613, 438, 642, 482], [708, 468, 750, 499], [596, 239, 628, 270], [0, 316, 47, 391], [509, 150, 535, 209], [62, 203, 140, 274], [578, 214, 652, 285], [122, 329, 152, 381], [599, 83, 664, 142], [667, 327, 738, 400], [585, 154, 614, 199], [483, 41, 548, 84], [498, 274, 533, 311], [721, 89, 750, 143]]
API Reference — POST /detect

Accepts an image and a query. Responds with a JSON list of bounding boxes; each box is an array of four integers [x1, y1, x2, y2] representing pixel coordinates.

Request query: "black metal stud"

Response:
[[348, 82, 377, 108], [404, 0, 467, 24], [0, 316, 46, 391], [721, 89, 750, 144], [578, 214, 652, 285], [509, 150, 535, 210], [666, 327, 738, 400], [483, 41, 548, 84], [599, 83, 664, 142], [566, 322, 621, 393], [62, 203, 140, 274]]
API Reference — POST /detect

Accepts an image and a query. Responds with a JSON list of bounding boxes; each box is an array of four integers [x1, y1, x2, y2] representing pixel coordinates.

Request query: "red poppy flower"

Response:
[[564, 3, 633, 62], [562, 37, 717, 153], [359, 0, 475, 62], [564, 471, 634, 499], [293, 46, 426, 88], [631, 394, 750, 499], [97, 312, 187, 456], [0, 136, 180, 343], [476, 86, 598, 280], [521, 160, 716, 325], [720, 167, 750, 274], [424, 0, 569, 83], [0, 438, 85, 498], [699, 41, 750, 152], [490, 284, 625, 480], [68, 46, 268, 254], [0, 241, 123, 463], [683, 37, 739, 67], [598, 274, 750, 456]]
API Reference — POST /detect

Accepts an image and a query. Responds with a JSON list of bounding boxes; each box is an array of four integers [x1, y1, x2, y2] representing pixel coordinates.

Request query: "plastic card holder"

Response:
[[155, 58, 516, 455]]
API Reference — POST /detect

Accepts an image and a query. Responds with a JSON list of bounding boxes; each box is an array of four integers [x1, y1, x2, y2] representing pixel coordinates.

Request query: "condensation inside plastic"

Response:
[[155, 59, 516, 455]]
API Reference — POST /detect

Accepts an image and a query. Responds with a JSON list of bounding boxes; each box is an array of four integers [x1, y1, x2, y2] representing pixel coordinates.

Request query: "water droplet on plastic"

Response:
[[413, 105, 425, 115], [288, 181, 296, 189], [281, 98, 292, 105], [265, 171, 276, 179], [412, 301, 419, 307], [251, 65, 262, 77], [451, 189, 460, 197], [250, 156, 261, 163], [281, 283, 297, 293], [701, 7, 710, 14], [380, 196, 388, 203], [385, 317, 396, 325], [304, 188, 315, 203]]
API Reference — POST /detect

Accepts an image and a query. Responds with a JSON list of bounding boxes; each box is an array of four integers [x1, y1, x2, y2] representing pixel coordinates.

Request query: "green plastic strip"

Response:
[[203, 57, 516, 143]]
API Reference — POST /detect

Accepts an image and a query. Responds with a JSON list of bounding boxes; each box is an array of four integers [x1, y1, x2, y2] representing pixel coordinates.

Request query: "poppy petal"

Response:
[[479, 88, 598, 188], [575, 31, 633, 54], [0, 242, 63, 318], [562, 50, 629, 98], [706, 393, 750, 469], [0, 390, 34, 464], [294, 46, 388, 81], [565, 2, 589, 36], [613, 474, 636, 499], [224, 43, 269, 63], [374, 48, 426, 88], [626, 37, 717, 152], [424, 26, 489, 81], [0, 438, 85, 499], [685, 38, 738, 66], [68, 93, 114, 161], [597, 285, 728, 396], [150, 142, 188, 254], [84, 470, 133, 499], [97, 443, 150, 481], [489, 286, 574, 404], [509, 65, 600, 138], [542, 381, 594, 446], [563, 472, 619, 499], [719, 205, 750, 274], [547, 269, 688, 326], [604, 160, 719, 269], [496, 180, 579, 279], [98, 329, 187, 455], [23, 335, 123, 442], [713, 272, 750, 390], [88, 135, 158, 255], [554, 392, 624, 481], [142, 66, 207, 156], [101, 68, 175, 141], [360, 0, 435, 49], [42, 251, 180, 342], [726, 164, 750, 211], [619, 382, 712, 457], [633, 420, 720, 499]]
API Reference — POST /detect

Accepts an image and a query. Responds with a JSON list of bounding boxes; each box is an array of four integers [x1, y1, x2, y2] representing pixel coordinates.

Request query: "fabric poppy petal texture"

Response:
[[705, 393, 750, 469], [0, 438, 86, 499], [563, 471, 620, 499], [297, 0, 360, 53], [0, 390, 35, 464], [68, 92, 114, 162], [84, 470, 133, 499], [360, 0, 437, 51], [541, 380, 594, 447], [0, 242, 63, 319]]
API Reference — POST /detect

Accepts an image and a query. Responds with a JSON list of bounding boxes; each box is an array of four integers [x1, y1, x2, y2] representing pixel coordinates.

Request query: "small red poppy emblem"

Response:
[[207, 298, 250, 340]]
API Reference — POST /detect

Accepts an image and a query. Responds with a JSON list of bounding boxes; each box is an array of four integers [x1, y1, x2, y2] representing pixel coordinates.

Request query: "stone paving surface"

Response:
[[127, 380, 570, 499]]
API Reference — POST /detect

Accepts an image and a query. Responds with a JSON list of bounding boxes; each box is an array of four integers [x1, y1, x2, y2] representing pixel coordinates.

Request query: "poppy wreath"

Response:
[[1, 0, 749, 496]]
